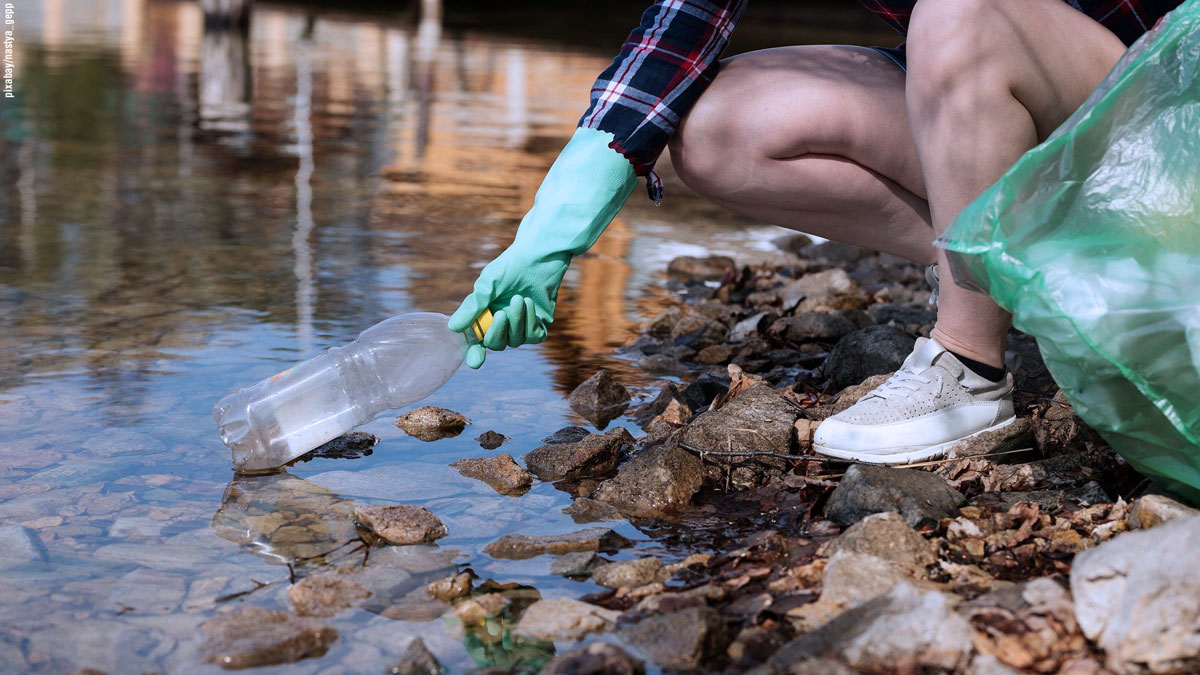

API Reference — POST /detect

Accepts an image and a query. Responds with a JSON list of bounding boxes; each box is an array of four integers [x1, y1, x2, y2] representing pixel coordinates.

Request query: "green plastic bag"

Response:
[[938, 0, 1200, 503]]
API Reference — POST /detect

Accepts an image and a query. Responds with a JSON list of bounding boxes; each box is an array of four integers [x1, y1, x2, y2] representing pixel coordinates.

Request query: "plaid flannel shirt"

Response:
[[581, 0, 1181, 201]]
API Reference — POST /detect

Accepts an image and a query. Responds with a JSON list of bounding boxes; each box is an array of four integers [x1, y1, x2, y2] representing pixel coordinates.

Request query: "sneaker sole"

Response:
[[813, 416, 1019, 465]]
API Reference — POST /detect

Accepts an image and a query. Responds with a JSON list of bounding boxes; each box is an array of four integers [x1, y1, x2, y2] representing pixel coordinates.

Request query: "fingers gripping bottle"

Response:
[[214, 311, 492, 473]]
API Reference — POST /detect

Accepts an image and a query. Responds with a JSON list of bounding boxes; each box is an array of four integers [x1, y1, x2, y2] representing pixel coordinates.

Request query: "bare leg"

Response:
[[669, 45, 937, 265], [906, 0, 1127, 367]]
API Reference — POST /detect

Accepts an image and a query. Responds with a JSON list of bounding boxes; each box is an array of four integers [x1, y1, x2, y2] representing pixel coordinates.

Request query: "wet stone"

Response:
[[540, 642, 644, 675], [296, 431, 378, 462], [395, 406, 469, 441], [426, 572, 473, 603], [523, 427, 632, 482], [514, 597, 620, 641], [387, 637, 444, 675], [591, 442, 706, 518], [354, 505, 447, 545], [667, 255, 735, 281], [199, 607, 338, 669], [474, 430, 508, 450], [591, 557, 665, 588], [482, 527, 633, 560], [562, 497, 621, 523], [454, 593, 510, 625], [826, 464, 964, 527], [823, 325, 917, 390], [567, 369, 631, 427], [541, 426, 591, 445], [637, 353, 691, 377], [619, 606, 727, 670], [679, 371, 731, 411], [288, 572, 372, 617], [549, 551, 603, 577], [450, 454, 532, 495]]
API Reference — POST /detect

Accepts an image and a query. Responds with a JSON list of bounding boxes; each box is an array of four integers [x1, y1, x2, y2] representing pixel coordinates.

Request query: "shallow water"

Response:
[[0, 2, 893, 672]]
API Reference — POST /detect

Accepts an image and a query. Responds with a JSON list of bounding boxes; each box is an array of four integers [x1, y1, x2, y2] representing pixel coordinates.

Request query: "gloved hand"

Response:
[[449, 128, 638, 368]]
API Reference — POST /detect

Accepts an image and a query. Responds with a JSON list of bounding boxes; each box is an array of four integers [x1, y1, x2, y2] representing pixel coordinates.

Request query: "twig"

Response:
[[216, 578, 273, 603]]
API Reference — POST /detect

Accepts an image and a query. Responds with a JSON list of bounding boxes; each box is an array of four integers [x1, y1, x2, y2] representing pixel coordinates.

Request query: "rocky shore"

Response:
[[204, 239, 1200, 674]]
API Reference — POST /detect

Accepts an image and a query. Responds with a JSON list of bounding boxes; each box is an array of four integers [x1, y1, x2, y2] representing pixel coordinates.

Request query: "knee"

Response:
[[906, 0, 998, 109], [668, 81, 746, 198]]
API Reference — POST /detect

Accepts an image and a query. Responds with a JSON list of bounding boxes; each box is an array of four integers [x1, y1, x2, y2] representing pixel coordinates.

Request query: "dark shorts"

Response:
[[870, 45, 907, 71]]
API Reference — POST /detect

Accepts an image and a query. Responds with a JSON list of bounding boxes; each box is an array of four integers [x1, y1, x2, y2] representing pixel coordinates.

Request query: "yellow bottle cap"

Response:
[[471, 309, 493, 342]]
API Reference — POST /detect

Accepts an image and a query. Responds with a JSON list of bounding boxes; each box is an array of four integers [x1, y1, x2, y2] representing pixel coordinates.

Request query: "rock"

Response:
[[633, 384, 684, 427], [779, 268, 870, 312], [986, 452, 1102, 492], [591, 442, 706, 518], [542, 426, 591, 444], [667, 255, 735, 281], [0, 525, 46, 570], [825, 464, 964, 527], [807, 373, 892, 422], [562, 498, 621, 523], [820, 551, 912, 607], [679, 371, 731, 411], [800, 241, 871, 263], [1126, 493, 1199, 530], [454, 593, 510, 625], [992, 480, 1110, 510], [870, 304, 938, 328], [696, 344, 735, 364], [524, 427, 632, 481], [387, 638, 444, 675], [474, 430, 508, 450], [354, 505, 448, 545], [514, 597, 620, 641], [540, 642, 644, 675], [199, 607, 338, 669], [827, 511, 936, 569], [567, 369, 632, 427], [297, 431, 379, 462], [637, 353, 691, 377], [681, 383, 801, 458], [823, 326, 916, 390], [644, 307, 683, 338], [426, 572, 473, 603], [771, 582, 973, 671], [395, 406, 470, 441], [946, 418, 1033, 459], [592, 557, 665, 588], [450, 454, 532, 495], [967, 654, 1024, 675], [482, 527, 633, 560], [1071, 514, 1200, 674], [289, 572, 372, 617], [82, 428, 165, 457], [772, 232, 814, 255], [619, 607, 727, 670], [550, 552, 603, 577], [669, 312, 728, 349], [730, 312, 769, 342], [769, 312, 855, 343]]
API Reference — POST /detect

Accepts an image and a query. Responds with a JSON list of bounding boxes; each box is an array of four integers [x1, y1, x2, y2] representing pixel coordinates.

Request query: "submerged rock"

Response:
[[591, 557, 665, 588], [523, 427, 632, 481], [425, 572, 473, 603], [514, 597, 620, 641], [823, 325, 916, 390], [567, 369, 631, 427], [395, 406, 469, 441], [772, 582, 972, 671], [482, 527, 632, 560], [1071, 514, 1200, 674], [0, 525, 46, 570], [474, 430, 508, 450], [288, 572, 372, 617], [541, 426, 591, 445], [454, 593, 510, 625], [619, 607, 728, 670], [354, 505, 447, 545], [591, 442, 706, 518], [549, 551, 603, 577], [450, 454, 532, 495], [387, 638, 444, 675], [296, 432, 378, 462], [825, 464, 964, 527], [199, 607, 338, 669], [562, 498, 622, 523], [540, 642, 644, 675]]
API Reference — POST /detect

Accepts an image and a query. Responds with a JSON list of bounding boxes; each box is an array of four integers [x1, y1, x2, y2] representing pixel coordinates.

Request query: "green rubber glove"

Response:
[[449, 127, 638, 368]]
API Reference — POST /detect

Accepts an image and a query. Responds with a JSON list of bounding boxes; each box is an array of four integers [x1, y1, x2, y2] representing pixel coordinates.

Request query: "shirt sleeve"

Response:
[[579, 0, 748, 189]]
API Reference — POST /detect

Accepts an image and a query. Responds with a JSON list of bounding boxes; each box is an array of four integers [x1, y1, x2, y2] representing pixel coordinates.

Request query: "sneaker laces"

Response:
[[868, 368, 937, 402]]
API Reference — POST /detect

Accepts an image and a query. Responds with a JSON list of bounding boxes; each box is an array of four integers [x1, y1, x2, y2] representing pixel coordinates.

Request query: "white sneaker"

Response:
[[813, 337, 1015, 464]]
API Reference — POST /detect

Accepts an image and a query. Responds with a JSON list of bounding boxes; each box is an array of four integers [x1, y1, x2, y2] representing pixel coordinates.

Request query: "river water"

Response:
[[0, 1, 895, 672]]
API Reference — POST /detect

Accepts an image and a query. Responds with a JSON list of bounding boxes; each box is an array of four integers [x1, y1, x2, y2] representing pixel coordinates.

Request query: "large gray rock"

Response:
[[354, 505, 447, 545], [514, 597, 620, 641], [820, 551, 912, 607], [1071, 515, 1200, 673], [619, 607, 727, 670], [540, 642, 644, 675], [567, 369, 632, 427], [826, 464, 964, 527], [826, 511, 936, 569], [591, 557, 665, 589], [482, 527, 633, 560], [523, 427, 632, 481], [770, 582, 973, 671], [591, 442, 705, 518], [680, 383, 802, 458], [824, 326, 917, 390], [199, 607, 338, 668]]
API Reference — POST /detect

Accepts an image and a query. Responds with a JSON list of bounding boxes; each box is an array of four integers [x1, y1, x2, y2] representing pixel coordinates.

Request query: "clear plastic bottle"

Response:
[[214, 311, 491, 473]]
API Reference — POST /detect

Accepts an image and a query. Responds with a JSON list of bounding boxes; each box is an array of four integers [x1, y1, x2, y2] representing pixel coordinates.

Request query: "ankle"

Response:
[[930, 327, 1005, 369]]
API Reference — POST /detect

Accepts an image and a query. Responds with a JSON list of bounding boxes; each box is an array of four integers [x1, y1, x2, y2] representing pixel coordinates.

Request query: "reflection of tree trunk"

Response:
[[17, 139, 37, 268], [413, 0, 441, 159], [199, 19, 252, 135], [293, 38, 316, 355], [201, 0, 252, 31], [504, 48, 528, 148]]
